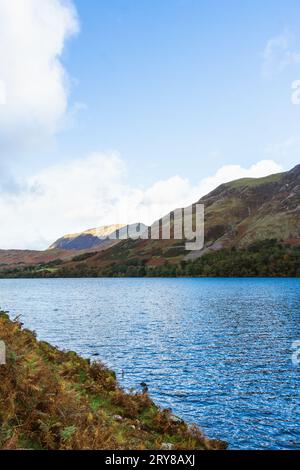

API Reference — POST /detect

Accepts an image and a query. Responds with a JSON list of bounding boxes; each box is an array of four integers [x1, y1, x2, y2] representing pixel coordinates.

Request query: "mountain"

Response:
[[0, 164, 299, 277], [0, 248, 76, 268], [41, 164, 299, 277], [49, 223, 148, 251], [88, 164, 300, 266], [198, 164, 300, 249]]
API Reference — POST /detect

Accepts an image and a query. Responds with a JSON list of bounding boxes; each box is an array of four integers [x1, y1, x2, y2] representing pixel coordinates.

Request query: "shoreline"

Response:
[[1, 240, 299, 279], [0, 311, 227, 451]]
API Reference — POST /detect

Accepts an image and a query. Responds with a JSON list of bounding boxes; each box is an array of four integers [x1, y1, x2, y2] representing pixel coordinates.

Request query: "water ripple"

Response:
[[0, 277, 299, 449]]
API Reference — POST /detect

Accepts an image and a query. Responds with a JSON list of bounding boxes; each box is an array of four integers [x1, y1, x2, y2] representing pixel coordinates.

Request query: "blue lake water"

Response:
[[0, 278, 299, 450]]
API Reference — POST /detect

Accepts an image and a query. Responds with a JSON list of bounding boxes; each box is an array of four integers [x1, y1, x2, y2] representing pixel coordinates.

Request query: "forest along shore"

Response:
[[0, 312, 227, 450]]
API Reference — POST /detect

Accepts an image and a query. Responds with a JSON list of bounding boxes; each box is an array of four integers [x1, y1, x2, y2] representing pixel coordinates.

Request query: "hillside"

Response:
[[0, 248, 76, 269], [0, 164, 299, 277], [94, 163, 300, 267], [49, 224, 148, 251], [0, 312, 226, 450], [49, 225, 126, 251], [44, 164, 300, 277], [198, 165, 300, 250]]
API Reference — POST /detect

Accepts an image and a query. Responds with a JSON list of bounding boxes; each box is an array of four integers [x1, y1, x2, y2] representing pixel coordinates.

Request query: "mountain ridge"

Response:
[[49, 224, 127, 251], [49, 223, 149, 251], [0, 164, 299, 275]]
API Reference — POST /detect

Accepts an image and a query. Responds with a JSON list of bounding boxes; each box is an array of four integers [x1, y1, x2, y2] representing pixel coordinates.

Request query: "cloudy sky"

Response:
[[0, 0, 300, 249]]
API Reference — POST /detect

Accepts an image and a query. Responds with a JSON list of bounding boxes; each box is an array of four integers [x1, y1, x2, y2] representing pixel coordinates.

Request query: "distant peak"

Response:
[[49, 223, 148, 251]]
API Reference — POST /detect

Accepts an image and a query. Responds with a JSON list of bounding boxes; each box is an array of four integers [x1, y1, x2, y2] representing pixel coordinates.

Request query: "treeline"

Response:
[[1, 240, 300, 278], [90, 240, 300, 277]]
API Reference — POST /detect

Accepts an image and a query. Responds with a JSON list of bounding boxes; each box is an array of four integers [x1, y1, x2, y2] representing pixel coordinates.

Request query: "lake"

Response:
[[0, 278, 299, 450]]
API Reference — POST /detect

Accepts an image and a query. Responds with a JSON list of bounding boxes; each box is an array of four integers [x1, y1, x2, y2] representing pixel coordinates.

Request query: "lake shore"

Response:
[[0, 311, 227, 450], [1, 240, 300, 279]]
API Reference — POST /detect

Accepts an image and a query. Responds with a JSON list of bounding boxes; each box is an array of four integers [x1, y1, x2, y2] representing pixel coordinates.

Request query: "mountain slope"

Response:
[[89, 164, 300, 267], [49, 224, 148, 251], [0, 248, 76, 268], [49, 225, 126, 250], [199, 165, 300, 250], [0, 164, 299, 276]]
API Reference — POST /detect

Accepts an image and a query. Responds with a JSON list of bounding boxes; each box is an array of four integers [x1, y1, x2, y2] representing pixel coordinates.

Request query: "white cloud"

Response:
[[193, 160, 283, 198], [262, 32, 300, 76], [0, 154, 283, 250], [135, 160, 283, 222], [0, 0, 79, 150]]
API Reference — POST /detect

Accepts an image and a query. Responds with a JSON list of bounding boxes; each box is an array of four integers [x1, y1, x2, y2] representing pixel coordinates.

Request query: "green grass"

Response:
[[226, 172, 283, 189]]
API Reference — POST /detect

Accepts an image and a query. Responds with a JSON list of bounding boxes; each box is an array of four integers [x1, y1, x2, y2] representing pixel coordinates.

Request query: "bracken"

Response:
[[0, 311, 227, 450]]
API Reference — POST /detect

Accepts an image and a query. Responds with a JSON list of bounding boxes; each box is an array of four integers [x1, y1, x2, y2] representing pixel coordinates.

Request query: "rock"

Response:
[[140, 382, 148, 393], [206, 438, 228, 450], [161, 443, 174, 450], [113, 415, 123, 422], [170, 415, 184, 424]]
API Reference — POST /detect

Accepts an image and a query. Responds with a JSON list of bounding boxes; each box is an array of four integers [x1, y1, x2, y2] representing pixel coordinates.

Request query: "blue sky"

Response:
[[0, 0, 300, 248], [59, 0, 300, 184]]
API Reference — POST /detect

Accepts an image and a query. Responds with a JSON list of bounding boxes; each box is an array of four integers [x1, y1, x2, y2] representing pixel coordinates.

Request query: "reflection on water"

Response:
[[0, 277, 299, 450]]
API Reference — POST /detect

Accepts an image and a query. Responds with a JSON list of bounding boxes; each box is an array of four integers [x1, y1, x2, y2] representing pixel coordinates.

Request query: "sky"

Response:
[[0, 0, 300, 249]]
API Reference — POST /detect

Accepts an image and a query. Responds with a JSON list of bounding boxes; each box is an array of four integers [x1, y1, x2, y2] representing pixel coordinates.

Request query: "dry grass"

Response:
[[0, 312, 227, 450]]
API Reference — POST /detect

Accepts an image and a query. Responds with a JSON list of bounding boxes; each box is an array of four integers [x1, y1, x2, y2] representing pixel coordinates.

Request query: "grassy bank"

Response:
[[0, 312, 226, 450]]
